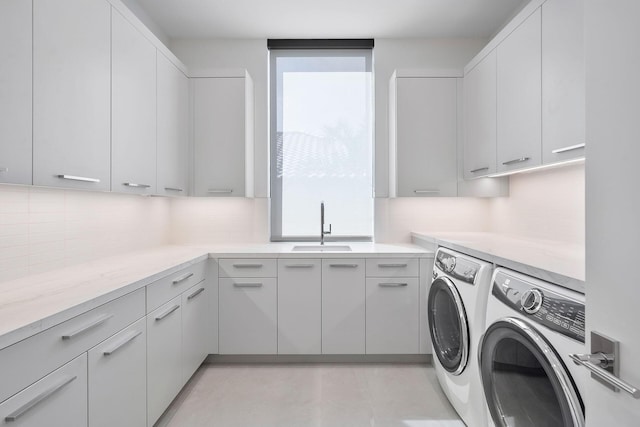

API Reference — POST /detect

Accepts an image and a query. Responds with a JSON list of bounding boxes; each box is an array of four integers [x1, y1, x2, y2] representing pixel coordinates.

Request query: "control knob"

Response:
[[521, 289, 544, 314]]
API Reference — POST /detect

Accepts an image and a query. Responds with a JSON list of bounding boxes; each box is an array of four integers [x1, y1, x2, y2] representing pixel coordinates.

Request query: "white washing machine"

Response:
[[479, 267, 587, 427], [429, 247, 494, 427]]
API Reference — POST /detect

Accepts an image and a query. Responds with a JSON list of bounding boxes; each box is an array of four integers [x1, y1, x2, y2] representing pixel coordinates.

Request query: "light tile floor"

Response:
[[156, 363, 464, 427]]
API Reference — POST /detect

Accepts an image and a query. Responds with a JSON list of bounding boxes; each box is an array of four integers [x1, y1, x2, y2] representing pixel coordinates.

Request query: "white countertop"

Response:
[[0, 242, 431, 350], [411, 231, 585, 293]]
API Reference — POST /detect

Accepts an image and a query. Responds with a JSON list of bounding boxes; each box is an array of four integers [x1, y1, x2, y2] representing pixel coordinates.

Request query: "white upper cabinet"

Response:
[[0, 0, 32, 185], [464, 50, 498, 179], [496, 8, 542, 173], [389, 74, 457, 197], [33, 0, 111, 191], [157, 53, 189, 196], [111, 9, 157, 194], [193, 74, 255, 197], [542, 0, 585, 164]]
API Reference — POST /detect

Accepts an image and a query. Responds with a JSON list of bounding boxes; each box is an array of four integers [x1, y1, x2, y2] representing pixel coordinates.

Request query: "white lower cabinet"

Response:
[[321, 259, 366, 354], [147, 297, 182, 427], [0, 354, 87, 427], [88, 317, 146, 427], [366, 278, 419, 354], [181, 282, 210, 385], [277, 259, 321, 355], [219, 278, 277, 355]]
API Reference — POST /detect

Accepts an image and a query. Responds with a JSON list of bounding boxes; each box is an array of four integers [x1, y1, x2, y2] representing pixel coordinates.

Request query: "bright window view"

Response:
[[270, 49, 374, 240]]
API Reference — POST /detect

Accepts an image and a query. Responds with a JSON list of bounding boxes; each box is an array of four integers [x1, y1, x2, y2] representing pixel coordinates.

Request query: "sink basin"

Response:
[[291, 245, 352, 252]]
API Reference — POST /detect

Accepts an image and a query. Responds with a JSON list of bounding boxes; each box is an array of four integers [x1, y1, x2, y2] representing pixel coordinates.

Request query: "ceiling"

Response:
[[133, 0, 530, 40]]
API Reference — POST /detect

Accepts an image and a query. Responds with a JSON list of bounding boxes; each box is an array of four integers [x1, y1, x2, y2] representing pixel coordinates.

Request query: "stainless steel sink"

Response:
[[291, 245, 352, 252]]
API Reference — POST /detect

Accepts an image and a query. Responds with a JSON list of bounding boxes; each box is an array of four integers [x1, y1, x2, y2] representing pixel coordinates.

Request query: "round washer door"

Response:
[[479, 318, 585, 427], [428, 276, 469, 375]]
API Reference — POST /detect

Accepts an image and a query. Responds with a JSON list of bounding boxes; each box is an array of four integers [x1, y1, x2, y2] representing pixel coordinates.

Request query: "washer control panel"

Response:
[[434, 248, 481, 285], [493, 271, 585, 343]]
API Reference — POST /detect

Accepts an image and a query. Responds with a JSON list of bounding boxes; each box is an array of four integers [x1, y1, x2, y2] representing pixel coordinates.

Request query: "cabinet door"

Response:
[[542, 0, 585, 164], [182, 282, 210, 385], [33, 0, 111, 191], [419, 258, 435, 354], [88, 318, 146, 427], [219, 278, 277, 354], [147, 297, 182, 427], [321, 259, 366, 354], [0, 0, 32, 185], [277, 259, 321, 355], [193, 78, 248, 197], [157, 53, 189, 196], [366, 278, 419, 354], [0, 354, 87, 427], [464, 50, 498, 179], [111, 9, 157, 194], [496, 8, 542, 173], [394, 78, 457, 197]]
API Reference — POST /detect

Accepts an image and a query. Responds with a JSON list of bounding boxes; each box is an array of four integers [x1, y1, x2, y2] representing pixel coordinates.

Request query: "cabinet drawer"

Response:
[[146, 260, 207, 313], [366, 258, 419, 277], [0, 288, 144, 404], [218, 259, 277, 278], [0, 354, 87, 426]]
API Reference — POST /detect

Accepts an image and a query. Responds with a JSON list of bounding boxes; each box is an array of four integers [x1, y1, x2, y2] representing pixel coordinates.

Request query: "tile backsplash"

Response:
[[0, 185, 170, 282]]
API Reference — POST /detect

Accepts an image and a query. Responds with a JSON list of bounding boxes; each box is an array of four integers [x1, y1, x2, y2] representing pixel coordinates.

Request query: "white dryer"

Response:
[[479, 267, 586, 427], [429, 247, 494, 427]]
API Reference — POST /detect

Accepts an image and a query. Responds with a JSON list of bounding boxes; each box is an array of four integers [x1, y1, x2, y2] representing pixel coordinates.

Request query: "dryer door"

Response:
[[480, 317, 584, 427], [428, 276, 469, 375]]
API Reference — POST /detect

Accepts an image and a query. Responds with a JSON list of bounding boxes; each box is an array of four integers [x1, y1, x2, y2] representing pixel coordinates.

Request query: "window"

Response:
[[269, 41, 374, 241]]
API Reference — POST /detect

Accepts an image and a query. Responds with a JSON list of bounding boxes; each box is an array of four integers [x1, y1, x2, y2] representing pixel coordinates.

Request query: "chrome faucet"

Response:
[[320, 201, 331, 245]]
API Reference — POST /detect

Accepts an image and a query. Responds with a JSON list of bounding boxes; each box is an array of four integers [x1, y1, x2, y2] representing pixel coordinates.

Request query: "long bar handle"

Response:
[[155, 305, 180, 321], [4, 376, 78, 422], [164, 187, 184, 192], [103, 331, 142, 356], [502, 157, 530, 166], [414, 190, 440, 194], [470, 167, 489, 173], [172, 272, 194, 284], [61, 314, 113, 340], [378, 283, 408, 287], [233, 283, 263, 288], [207, 189, 233, 194], [552, 143, 585, 154], [378, 263, 408, 268], [187, 287, 206, 300], [329, 264, 358, 268], [570, 353, 640, 398], [123, 182, 151, 188], [285, 264, 315, 268], [232, 264, 263, 268], [57, 174, 100, 183]]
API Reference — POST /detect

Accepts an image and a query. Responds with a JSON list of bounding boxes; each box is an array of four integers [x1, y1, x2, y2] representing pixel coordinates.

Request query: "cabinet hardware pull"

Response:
[[570, 353, 639, 398], [329, 264, 358, 268], [378, 263, 408, 268], [502, 157, 530, 166], [233, 283, 263, 288], [187, 287, 206, 300], [551, 143, 585, 154], [123, 182, 151, 188], [378, 283, 408, 287], [61, 314, 113, 340], [103, 331, 142, 356], [414, 190, 440, 194], [470, 167, 489, 173], [155, 304, 180, 321], [57, 174, 100, 183], [4, 376, 77, 422], [164, 187, 184, 192], [172, 272, 194, 284], [207, 189, 233, 194], [285, 264, 315, 268], [232, 264, 263, 268], [0, 167, 8, 173]]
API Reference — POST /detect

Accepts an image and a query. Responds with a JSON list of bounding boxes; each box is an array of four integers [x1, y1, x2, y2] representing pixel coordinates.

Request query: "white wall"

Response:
[[0, 185, 170, 282]]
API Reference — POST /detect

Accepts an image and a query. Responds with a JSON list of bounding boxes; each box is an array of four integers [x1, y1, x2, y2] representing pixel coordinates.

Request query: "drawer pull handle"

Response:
[[187, 287, 206, 300], [4, 375, 77, 422], [233, 283, 263, 288], [123, 182, 151, 188], [329, 264, 358, 268], [414, 190, 440, 194], [103, 331, 142, 356], [172, 272, 194, 284], [61, 314, 113, 340], [207, 189, 233, 194], [551, 143, 585, 154], [378, 263, 408, 268], [379, 283, 408, 288], [502, 157, 530, 166], [232, 264, 263, 268], [164, 187, 184, 192], [470, 167, 489, 173], [57, 174, 100, 183], [285, 264, 315, 268], [155, 304, 180, 321]]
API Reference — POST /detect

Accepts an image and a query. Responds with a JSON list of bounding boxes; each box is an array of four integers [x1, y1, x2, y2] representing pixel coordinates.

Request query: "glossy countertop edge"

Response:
[[411, 232, 585, 294], [0, 243, 432, 350]]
